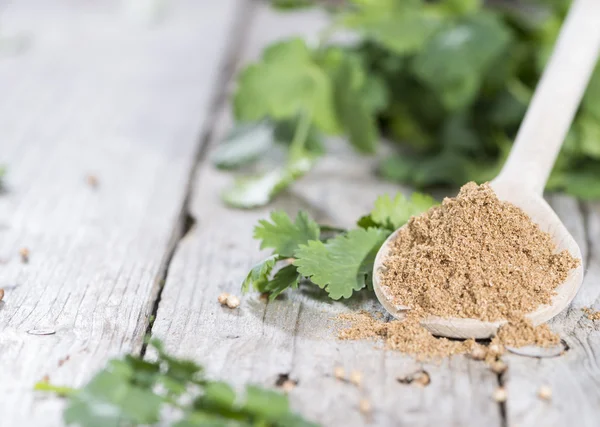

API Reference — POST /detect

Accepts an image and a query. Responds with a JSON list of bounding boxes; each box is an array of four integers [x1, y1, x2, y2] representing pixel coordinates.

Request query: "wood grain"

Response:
[[503, 197, 600, 427], [150, 3, 503, 426], [0, 1, 240, 423]]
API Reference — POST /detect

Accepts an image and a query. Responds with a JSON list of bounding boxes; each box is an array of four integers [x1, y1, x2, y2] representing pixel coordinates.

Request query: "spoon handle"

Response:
[[496, 0, 600, 195]]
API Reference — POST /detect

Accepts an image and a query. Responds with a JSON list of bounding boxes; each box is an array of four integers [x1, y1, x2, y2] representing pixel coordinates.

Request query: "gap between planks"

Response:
[[139, 0, 256, 358]]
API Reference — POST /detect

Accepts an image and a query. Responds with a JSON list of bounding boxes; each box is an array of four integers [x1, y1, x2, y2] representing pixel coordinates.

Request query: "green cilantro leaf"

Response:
[[379, 150, 505, 188], [38, 340, 318, 427], [294, 228, 388, 299], [432, 0, 482, 16], [342, 0, 440, 55], [222, 153, 317, 208], [378, 152, 471, 187], [212, 122, 275, 170], [242, 256, 279, 293], [548, 165, 600, 200], [264, 264, 301, 300], [193, 381, 238, 416], [366, 192, 437, 230], [411, 13, 511, 110], [63, 365, 164, 427], [234, 38, 340, 134], [274, 118, 326, 155], [321, 49, 379, 153], [270, 0, 315, 10], [576, 113, 600, 159], [582, 64, 600, 120], [241, 385, 291, 420], [254, 210, 320, 257]]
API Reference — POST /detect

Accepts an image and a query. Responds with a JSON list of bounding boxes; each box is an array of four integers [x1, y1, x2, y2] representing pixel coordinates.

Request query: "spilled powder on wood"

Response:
[[338, 311, 475, 361], [338, 312, 560, 360], [495, 317, 560, 348], [379, 182, 580, 321], [582, 307, 600, 320]]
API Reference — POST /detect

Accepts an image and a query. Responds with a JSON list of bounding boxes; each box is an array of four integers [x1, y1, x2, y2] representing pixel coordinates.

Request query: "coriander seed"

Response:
[[86, 174, 99, 188], [333, 366, 345, 380], [281, 380, 296, 393], [538, 385, 552, 401], [225, 295, 240, 309], [469, 346, 486, 361], [349, 370, 363, 387], [492, 387, 507, 403], [490, 361, 507, 375], [413, 371, 430, 387], [0, 288, 4, 302], [19, 247, 30, 263], [358, 399, 371, 415], [218, 293, 229, 305]]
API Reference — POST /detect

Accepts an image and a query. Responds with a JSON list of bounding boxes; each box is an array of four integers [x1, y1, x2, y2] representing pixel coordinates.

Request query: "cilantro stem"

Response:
[[507, 78, 532, 105], [34, 381, 76, 397], [317, 21, 339, 49], [289, 111, 312, 161]]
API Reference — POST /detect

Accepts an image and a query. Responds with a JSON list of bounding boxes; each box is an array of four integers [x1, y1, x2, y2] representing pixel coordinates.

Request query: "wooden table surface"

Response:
[[1, 1, 599, 426]]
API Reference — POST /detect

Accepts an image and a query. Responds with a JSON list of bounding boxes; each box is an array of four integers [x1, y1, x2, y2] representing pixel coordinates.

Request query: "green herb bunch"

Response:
[[243, 192, 436, 300], [37, 340, 317, 427], [214, 0, 600, 208]]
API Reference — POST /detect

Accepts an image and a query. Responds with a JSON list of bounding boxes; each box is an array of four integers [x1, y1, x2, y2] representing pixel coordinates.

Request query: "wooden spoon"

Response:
[[373, 0, 600, 339]]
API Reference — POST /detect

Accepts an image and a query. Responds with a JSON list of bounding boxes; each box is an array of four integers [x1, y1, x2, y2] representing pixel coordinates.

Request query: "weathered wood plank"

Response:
[[503, 197, 600, 427], [150, 4, 503, 426], [0, 1, 240, 424]]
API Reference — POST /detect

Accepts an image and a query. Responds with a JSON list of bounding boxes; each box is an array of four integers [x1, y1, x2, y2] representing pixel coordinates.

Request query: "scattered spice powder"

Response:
[[582, 307, 600, 320], [338, 306, 561, 360], [496, 318, 560, 348], [380, 182, 579, 321], [338, 311, 476, 360]]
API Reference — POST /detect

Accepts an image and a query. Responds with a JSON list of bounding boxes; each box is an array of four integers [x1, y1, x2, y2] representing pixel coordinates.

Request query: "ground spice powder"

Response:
[[338, 312, 560, 361], [338, 311, 476, 361], [495, 318, 560, 348], [338, 182, 580, 360], [380, 182, 579, 321]]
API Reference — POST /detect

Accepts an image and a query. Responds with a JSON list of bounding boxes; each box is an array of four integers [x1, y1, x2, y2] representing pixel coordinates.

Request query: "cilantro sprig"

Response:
[[217, 0, 600, 207], [243, 192, 436, 300], [37, 340, 317, 427]]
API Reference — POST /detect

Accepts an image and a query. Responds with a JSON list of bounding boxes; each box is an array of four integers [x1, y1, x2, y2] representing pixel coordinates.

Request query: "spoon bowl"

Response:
[[372, 180, 584, 339]]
